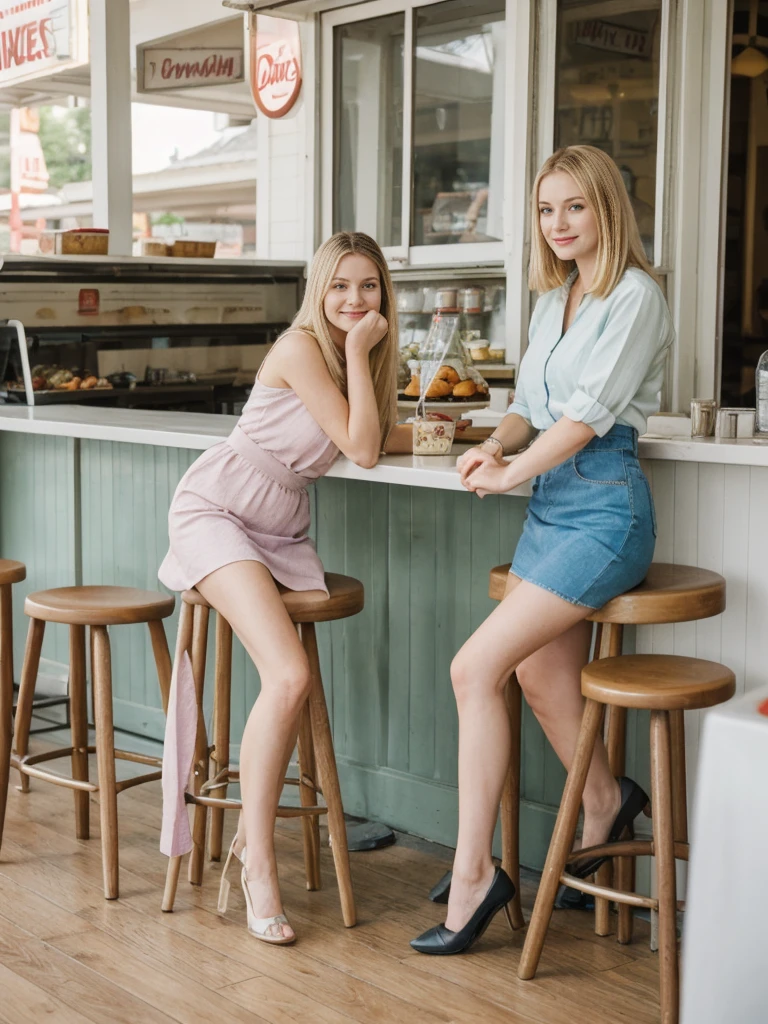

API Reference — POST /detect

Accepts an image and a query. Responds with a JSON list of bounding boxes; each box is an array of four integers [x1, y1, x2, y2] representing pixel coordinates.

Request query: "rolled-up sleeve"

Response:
[[562, 282, 668, 437], [507, 370, 532, 423]]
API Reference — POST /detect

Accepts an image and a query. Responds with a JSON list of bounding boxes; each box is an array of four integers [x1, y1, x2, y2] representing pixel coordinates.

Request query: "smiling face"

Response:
[[537, 170, 599, 270], [323, 253, 382, 345]]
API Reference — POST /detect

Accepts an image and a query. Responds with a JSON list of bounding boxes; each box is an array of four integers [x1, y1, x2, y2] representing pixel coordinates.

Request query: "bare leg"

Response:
[[197, 560, 326, 942], [446, 576, 594, 932], [516, 622, 620, 852]]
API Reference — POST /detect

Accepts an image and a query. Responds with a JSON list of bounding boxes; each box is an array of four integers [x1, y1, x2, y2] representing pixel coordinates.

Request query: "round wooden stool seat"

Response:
[[488, 561, 725, 623], [25, 586, 175, 626], [0, 559, 26, 586], [582, 654, 735, 711], [182, 572, 364, 624]]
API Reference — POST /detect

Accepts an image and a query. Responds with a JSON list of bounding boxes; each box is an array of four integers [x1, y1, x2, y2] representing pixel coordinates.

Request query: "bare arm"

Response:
[[263, 316, 387, 468], [456, 411, 538, 481], [462, 415, 596, 496]]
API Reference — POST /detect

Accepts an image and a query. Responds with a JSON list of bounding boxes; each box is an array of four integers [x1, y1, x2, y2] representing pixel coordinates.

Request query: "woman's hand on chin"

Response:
[[346, 311, 388, 354], [461, 458, 514, 497]]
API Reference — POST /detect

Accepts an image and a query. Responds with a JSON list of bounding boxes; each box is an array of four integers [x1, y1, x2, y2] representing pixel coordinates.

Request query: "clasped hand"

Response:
[[457, 446, 513, 498]]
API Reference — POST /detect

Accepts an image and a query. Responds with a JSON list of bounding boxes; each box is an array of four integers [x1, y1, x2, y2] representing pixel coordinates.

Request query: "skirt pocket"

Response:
[[572, 449, 627, 486]]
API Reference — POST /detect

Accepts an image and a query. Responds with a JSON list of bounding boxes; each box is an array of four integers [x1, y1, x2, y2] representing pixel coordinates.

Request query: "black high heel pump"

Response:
[[411, 867, 515, 955], [566, 776, 650, 879]]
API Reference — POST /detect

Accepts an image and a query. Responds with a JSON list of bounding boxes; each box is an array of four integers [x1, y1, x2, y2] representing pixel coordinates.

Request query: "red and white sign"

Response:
[[0, 0, 88, 87], [250, 14, 302, 119], [140, 47, 244, 92]]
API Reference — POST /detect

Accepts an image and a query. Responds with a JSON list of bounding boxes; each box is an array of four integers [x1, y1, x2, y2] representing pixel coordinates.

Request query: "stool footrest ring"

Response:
[[114, 771, 163, 793], [15, 761, 99, 792], [184, 791, 328, 818], [560, 872, 658, 910]]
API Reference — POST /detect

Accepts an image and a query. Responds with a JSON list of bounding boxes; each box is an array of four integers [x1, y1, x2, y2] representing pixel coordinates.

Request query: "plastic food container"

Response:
[[412, 418, 455, 455], [459, 286, 484, 313]]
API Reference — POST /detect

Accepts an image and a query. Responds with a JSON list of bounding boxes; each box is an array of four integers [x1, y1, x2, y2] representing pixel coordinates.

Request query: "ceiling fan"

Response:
[[732, 0, 768, 77]]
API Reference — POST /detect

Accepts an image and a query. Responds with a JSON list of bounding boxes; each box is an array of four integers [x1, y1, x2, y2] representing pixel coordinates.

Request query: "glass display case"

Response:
[[392, 268, 512, 417]]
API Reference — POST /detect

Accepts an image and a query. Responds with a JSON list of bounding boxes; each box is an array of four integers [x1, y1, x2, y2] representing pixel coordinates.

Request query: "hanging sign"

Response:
[[250, 14, 302, 119], [0, 0, 88, 86], [572, 19, 653, 59], [139, 47, 244, 91]]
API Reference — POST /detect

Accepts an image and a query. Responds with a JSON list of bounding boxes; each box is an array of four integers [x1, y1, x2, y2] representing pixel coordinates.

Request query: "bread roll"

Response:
[[453, 379, 477, 398], [426, 378, 453, 399], [435, 365, 460, 385], [404, 376, 421, 397]]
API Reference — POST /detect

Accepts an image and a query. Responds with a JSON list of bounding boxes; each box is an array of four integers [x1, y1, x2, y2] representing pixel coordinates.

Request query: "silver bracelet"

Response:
[[482, 436, 504, 456]]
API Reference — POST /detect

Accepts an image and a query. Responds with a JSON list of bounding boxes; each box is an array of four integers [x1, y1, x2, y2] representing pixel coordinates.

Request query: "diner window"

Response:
[[553, 0, 663, 262], [334, 13, 405, 247], [326, 0, 506, 263]]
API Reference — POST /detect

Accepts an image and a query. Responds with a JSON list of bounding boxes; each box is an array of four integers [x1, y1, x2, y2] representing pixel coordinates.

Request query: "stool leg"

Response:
[[0, 583, 14, 851], [297, 698, 321, 890], [188, 604, 210, 886], [69, 625, 90, 840], [301, 622, 356, 927], [669, 711, 688, 844], [92, 625, 119, 900], [500, 673, 525, 930], [650, 710, 679, 1024], [162, 600, 194, 912], [595, 624, 628, 940], [519, 698, 604, 980], [148, 619, 173, 715], [13, 617, 45, 793], [209, 613, 232, 863]]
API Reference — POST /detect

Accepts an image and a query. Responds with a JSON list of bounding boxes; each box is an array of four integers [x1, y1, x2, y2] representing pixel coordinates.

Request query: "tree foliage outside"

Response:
[[37, 106, 92, 189]]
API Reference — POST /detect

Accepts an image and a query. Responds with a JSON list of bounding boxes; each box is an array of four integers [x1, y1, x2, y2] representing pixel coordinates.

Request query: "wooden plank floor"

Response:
[[0, 753, 660, 1024]]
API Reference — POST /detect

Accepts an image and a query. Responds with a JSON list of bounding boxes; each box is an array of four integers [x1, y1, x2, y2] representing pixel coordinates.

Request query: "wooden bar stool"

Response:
[[5, 586, 174, 899], [489, 561, 725, 942], [518, 654, 735, 1024], [161, 573, 363, 928], [0, 559, 26, 851]]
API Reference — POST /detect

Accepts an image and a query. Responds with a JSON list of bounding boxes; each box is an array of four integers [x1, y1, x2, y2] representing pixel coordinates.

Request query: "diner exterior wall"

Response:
[[255, 20, 316, 264], [2, 432, 764, 875]]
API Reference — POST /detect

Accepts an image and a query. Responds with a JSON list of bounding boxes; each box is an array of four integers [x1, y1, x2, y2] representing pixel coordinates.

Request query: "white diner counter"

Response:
[[1, 403, 766, 872], [1, 406, 768, 486]]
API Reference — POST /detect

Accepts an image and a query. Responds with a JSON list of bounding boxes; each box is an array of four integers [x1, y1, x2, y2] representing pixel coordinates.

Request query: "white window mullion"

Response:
[[320, 13, 336, 242], [654, 0, 673, 272], [393, 3, 414, 265]]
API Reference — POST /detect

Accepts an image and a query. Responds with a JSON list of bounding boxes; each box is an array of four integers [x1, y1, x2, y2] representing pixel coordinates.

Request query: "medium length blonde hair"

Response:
[[288, 232, 398, 444], [529, 145, 654, 299]]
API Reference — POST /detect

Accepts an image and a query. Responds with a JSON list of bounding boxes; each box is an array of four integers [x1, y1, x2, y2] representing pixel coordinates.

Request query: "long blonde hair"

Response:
[[287, 232, 398, 444], [529, 145, 655, 299]]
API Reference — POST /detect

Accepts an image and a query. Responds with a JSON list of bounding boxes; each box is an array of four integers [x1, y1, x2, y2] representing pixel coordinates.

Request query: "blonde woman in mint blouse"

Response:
[[412, 145, 675, 956]]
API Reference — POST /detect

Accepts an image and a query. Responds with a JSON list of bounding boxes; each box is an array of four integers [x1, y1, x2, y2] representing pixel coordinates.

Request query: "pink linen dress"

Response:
[[158, 369, 340, 858], [158, 377, 339, 596]]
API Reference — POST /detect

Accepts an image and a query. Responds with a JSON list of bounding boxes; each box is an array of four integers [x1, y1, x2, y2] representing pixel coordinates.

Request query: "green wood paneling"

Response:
[[0, 432, 77, 671], [2, 433, 649, 869]]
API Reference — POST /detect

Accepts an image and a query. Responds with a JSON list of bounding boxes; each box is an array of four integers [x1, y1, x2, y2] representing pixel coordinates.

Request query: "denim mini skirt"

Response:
[[511, 424, 656, 609]]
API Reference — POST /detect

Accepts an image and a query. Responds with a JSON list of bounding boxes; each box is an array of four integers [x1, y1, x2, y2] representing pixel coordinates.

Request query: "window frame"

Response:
[[535, 0, 677, 399], [321, 0, 510, 267]]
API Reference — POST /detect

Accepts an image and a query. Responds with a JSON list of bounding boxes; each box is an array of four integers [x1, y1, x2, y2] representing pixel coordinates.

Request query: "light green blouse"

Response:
[[508, 268, 675, 437]]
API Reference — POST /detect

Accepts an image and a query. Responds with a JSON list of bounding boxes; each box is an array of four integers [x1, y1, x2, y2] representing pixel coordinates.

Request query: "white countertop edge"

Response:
[[2, 406, 768, 476], [638, 435, 768, 465]]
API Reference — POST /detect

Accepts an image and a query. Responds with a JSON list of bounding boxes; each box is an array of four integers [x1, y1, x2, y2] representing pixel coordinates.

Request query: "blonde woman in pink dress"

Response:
[[159, 232, 410, 944]]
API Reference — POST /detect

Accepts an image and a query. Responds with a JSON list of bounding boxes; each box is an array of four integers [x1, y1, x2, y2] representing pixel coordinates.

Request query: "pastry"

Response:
[[426, 378, 453, 399], [435, 365, 460, 385], [453, 379, 477, 398], [404, 376, 421, 397]]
